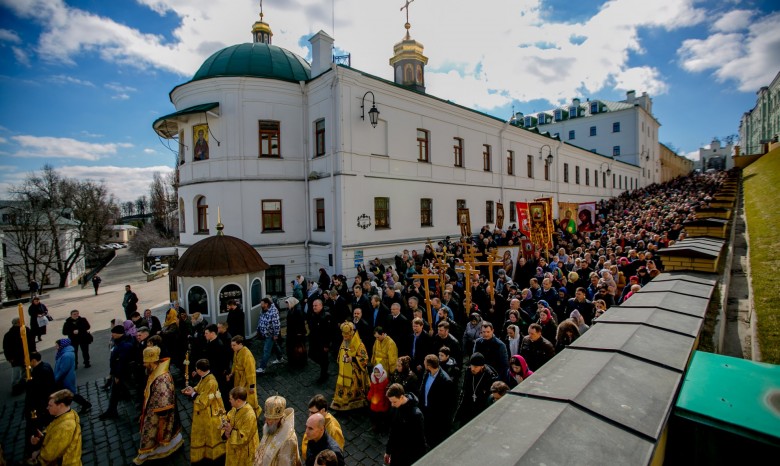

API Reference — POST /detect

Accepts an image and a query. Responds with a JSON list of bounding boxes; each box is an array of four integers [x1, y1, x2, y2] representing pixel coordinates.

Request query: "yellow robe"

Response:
[[226, 403, 259, 466], [300, 412, 345, 459], [253, 408, 302, 466], [189, 373, 226, 462], [231, 346, 261, 417], [38, 409, 81, 466], [371, 335, 398, 371], [331, 333, 370, 411]]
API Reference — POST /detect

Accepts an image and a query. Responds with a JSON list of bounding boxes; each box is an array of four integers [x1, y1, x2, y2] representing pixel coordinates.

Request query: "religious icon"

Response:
[[577, 202, 596, 232], [496, 202, 505, 230], [458, 208, 471, 238], [193, 124, 209, 161]]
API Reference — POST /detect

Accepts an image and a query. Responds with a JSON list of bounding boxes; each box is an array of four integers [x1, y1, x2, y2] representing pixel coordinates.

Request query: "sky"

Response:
[[0, 0, 778, 203]]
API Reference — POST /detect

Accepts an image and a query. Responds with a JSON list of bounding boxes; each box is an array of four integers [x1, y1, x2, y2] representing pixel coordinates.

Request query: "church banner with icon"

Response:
[[534, 197, 555, 248], [496, 202, 505, 230], [528, 201, 551, 250], [577, 202, 597, 233], [558, 202, 579, 234], [515, 202, 531, 237]]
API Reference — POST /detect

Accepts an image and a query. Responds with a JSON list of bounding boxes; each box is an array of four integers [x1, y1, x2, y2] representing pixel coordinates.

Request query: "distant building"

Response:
[[517, 90, 661, 185], [152, 7, 643, 316], [698, 138, 733, 171], [739, 70, 780, 155], [107, 224, 139, 244], [659, 143, 694, 182]]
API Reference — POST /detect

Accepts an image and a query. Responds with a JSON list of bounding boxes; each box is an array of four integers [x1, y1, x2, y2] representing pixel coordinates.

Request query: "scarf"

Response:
[[123, 320, 137, 338], [372, 363, 387, 384], [164, 309, 177, 327]]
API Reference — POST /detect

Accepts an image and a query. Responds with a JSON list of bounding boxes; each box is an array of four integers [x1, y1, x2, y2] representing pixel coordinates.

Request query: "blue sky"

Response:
[[0, 0, 778, 202]]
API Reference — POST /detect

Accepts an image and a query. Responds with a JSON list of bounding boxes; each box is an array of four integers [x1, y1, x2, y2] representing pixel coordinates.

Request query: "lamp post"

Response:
[[360, 91, 380, 128], [539, 144, 554, 166], [600, 161, 612, 197]]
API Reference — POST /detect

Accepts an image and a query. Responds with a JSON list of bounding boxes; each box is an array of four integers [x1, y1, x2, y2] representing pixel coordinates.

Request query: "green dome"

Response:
[[192, 43, 311, 83]]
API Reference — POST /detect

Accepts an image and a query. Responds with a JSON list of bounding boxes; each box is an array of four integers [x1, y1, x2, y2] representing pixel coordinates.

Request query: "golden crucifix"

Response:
[[411, 267, 438, 325], [454, 261, 476, 317], [470, 248, 504, 303], [427, 239, 453, 294]]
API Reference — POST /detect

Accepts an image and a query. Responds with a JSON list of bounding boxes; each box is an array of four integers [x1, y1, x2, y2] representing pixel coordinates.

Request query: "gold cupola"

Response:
[[389, 21, 428, 93], [251, 3, 273, 44]]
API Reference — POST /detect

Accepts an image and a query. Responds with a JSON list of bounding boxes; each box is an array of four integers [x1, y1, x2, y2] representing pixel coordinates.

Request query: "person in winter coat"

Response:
[[461, 312, 483, 360], [554, 320, 581, 354], [389, 356, 419, 398], [53, 339, 92, 411], [519, 324, 556, 372], [28, 297, 50, 342], [537, 307, 558, 344], [385, 384, 428, 466], [367, 363, 390, 432], [456, 352, 499, 426], [61, 310, 92, 368], [507, 354, 533, 389]]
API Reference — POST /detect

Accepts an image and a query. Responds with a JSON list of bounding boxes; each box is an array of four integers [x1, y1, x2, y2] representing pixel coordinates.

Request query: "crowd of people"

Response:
[[1, 170, 727, 465]]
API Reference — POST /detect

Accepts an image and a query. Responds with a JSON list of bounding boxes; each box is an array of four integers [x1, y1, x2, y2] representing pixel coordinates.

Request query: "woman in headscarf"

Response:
[[537, 307, 558, 344], [507, 354, 533, 389], [330, 322, 370, 411], [569, 309, 590, 335], [503, 324, 522, 359], [462, 312, 483, 360], [284, 297, 307, 368], [304, 281, 321, 314], [555, 320, 581, 354], [54, 338, 92, 410], [367, 363, 390, 432], [389, 356, 419, 398], [123, 319, 137, 339]]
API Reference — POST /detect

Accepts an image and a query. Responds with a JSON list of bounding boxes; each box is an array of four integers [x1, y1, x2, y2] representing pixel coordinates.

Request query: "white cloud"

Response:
[[712, 9, 754, 33], [49, 74, 95, 86], [12, 46, 30, 66], [678, 11, 780, 92], [105, 82, 136, 100], [79, 130, 103, 138], [0, 28, 21, 43], [0, 136, 7, 144], [10, 135, 133, 161], [56, 165, 173, 202], [682, 150, 700, 161], [112, 93, 130, 100], [143, 148, 156, 154], [0, 0, 711, 112]]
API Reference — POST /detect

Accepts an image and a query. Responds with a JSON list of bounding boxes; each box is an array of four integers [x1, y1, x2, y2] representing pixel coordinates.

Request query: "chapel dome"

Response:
[[191, 43, 311, 84], [173, 229, 270, 278]]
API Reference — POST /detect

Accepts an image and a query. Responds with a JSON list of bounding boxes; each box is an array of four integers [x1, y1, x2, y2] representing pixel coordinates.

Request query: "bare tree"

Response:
[[2, 202, 52, 287], [135, 195, 149, 216], [129, 223, 176, 258]]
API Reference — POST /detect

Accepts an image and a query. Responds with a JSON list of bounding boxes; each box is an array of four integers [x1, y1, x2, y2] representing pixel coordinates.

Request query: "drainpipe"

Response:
[[330, 64, 340, 274], [300, 80, 312, 278], [498, 119, 512, 206]]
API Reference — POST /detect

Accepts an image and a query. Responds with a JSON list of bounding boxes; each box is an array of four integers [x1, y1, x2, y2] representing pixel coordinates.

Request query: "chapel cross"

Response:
[[400, 0, 415, 24]]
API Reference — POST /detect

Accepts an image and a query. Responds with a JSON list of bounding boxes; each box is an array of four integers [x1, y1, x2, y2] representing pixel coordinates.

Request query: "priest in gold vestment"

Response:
[[253, 396, 302, 466], [331, 321, 370, 411], [30, 389, 82, 466], [223, 386, 260, 466], [227, 335, 261, 417], [182, 359, 226, 463]]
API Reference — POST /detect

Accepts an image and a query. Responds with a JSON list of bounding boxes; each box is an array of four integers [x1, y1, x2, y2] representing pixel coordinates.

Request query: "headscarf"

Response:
[[307, 282, 320, 297], [509, 354, 533, 379], [123, 319, 137, 338], [56, 338, 72, 359], [285, 297, 300, 309], [506, 324, 521, 357], [164, 309, 177, 327], [371, 363, 387, 384]]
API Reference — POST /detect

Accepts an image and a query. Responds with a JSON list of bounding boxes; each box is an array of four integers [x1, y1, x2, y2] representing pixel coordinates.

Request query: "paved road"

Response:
[[0, 249, 388, 465]]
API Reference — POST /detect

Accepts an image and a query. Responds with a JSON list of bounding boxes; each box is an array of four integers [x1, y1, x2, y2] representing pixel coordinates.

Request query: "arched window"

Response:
[[179, 198, 185, 233], [219, 284, 243, 314], [251, 279, 262, 308], [188, 286, 209, 315], [196, 196, 208, 233]]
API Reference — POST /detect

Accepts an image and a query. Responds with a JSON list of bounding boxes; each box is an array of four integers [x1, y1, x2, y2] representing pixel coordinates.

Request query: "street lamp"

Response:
[[599, 161, 612, 177], [539, 144, 554, 165], [360, 91, 380, 128]]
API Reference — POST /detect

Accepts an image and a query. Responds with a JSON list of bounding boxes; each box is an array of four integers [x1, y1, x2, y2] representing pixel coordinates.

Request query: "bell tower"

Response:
[[389, 1, 428, 93]]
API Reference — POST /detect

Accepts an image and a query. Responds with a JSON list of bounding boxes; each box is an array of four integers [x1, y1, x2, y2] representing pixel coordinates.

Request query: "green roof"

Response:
[[191, 43, 311, 84]]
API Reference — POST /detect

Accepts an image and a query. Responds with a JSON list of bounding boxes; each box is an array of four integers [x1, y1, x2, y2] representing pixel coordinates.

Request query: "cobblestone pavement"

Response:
[[0, 338, 388, 466]]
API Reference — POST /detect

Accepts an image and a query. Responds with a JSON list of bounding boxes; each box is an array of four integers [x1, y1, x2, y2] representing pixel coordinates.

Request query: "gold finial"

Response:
[[216, 206, 224, 235]]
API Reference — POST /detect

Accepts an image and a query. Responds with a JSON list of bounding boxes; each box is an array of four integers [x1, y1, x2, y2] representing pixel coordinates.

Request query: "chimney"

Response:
[[626, 90, 636, 103], [309, 30, 334, 78]]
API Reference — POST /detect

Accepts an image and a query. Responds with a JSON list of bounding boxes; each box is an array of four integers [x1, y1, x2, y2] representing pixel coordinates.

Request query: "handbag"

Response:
[[46, 314, 54, 322], [37, 316, 49, 327], [85, 332, 94, 344]]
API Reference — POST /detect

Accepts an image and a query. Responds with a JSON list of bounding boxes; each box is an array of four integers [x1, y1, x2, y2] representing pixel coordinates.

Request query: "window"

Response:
[[453, 137, 464, 167], [486, 201, 494, 224], [544, 160, 550, 181], [179, 198, 185, 233], [259, 120, 281, 157], [420, 198, 433, 227], [265, 265, 285, 297], [537, 113, 546, 125], [314, 119, 326, 157], [527, 154, 534, 178], [569, 106, 578, 118], [261, 200, 283, 231], [569, 130, 575, 140], [603, 171, 607, 188], [619, 176, 622, 189], [417, 129, 430, 162], [483, 144, 492, 171], [590, 126, 597, 136], [613, 121, 620, 133], [613, 146, 621, 157], [586, 168, 590, 186], [575, 166, 580, 184], [188, 286, 209, 314], [315, 198, 325, 231], [590, 102, 599, 114], [456, 199, 466, 224], [250, 279, 262, 308], [554, 109, 562, 121], [595, 170, 599, 187], [375, 197, 390, 229], [509, 201, 517, 222], [507, 150, 514, 175], [196, 196, 208, 233], [218, 284, 242, 314], [613, 173, 616, 188], [563, 163, 569, 183]]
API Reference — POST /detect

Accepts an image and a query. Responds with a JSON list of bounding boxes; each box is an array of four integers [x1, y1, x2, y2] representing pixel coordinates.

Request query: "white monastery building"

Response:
[[153, 9, 643, 300]]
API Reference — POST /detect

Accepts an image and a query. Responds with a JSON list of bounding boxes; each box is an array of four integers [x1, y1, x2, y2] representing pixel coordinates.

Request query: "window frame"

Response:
[[585, 167, 590, 186], [613, 145, 621, 157], [509, 201, 517, 222], [507, 150, 514, 175], [314, 119, 326, 157], [259, 120, 281, 158], [417, 129, 430, 162], [453, 137, 464, 167], [575, 165, 581, 185], [420, 198, 433, 227], [527, 154, 534, 179], [564, 163, 569, 183], [486, 200, 494, 224], [261, 199, 283, 232], [590, 126, 597, 137], [196, 196, 209, 234], [375, 197, 390, 229], [568, 130, 575, 140], [544, 160, 550, 181], [265, 265, 286, 297], [613, 121, 621, 133], [483, 144, 492, 171], [314, 198, 325, 231]]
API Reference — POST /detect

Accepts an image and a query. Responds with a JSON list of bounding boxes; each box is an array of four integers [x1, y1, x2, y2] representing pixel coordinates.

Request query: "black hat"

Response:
[[111, 325, 125, 334], [469, 352, 486, 367]]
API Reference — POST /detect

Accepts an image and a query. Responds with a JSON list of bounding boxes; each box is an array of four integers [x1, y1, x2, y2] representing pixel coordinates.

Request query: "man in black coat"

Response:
[[419, 355, 457, 448], [409, 318, 432, 376], [457, 352, 499, 426], [368, 295, 390, 331], [385, 303, 411, 357], [385, 383, 428, 466], [225, 299, 245, 338], [473, 321, 509, 383], [62, 310, 92, 368], [519, 323, 556, 372], [305, 413, 345, 466], [307, 298, 333, 384], [122, 285, 139, 320], [203, 324, 232, 406], [100, 325, 134, 419], [431, 321, 462, 366], [24, 352, 55, 459], [4, 317, 37, 394]]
